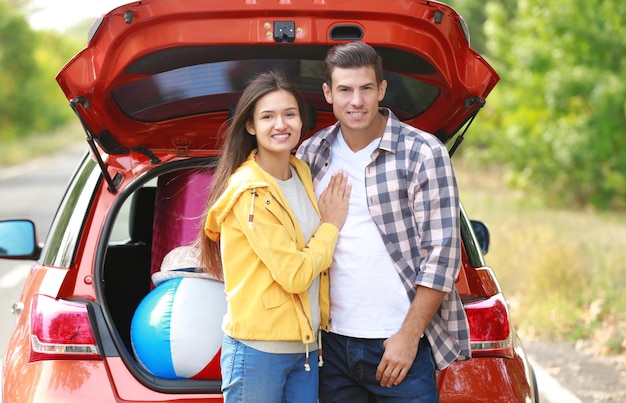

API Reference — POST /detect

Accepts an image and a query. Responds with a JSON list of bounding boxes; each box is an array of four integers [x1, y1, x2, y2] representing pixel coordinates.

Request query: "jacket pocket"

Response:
[[262, 282, 290, 309]]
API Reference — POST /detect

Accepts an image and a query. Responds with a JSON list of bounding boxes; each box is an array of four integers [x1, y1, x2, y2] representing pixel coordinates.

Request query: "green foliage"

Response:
[[0, 1, 37, 139], [26, 31, 84, 132], [456, 0, 626, 210], [0, 1, 84, 143]]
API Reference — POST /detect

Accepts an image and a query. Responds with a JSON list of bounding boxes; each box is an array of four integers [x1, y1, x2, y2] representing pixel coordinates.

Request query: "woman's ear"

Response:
[[245, 120, 256, 135]]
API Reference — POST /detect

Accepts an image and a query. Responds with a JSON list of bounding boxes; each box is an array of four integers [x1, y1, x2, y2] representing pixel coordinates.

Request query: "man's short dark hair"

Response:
[[324, 41, 384, 86]]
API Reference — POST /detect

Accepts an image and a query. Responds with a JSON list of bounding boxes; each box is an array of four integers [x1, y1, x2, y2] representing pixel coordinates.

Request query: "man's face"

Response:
[[322, 66, 387, 136]]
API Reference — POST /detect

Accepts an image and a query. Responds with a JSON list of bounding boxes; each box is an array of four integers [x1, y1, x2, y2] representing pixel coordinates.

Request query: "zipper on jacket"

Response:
[[248, 189, 257, 228]]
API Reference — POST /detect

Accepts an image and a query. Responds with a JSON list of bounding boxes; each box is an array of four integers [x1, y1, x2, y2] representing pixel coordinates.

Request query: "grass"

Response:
[[455, 159, 626, 355]]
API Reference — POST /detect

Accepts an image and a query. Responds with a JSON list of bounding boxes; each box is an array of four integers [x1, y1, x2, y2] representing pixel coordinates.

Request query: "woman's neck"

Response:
[[254, 151, 292, 180]]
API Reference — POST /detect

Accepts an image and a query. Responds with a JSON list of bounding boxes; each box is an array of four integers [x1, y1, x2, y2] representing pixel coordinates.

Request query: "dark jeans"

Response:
[[319, 332, 438, 403]]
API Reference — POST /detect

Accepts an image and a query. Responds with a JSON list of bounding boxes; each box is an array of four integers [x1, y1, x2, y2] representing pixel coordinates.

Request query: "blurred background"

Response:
[[1, 0, 625, 387]]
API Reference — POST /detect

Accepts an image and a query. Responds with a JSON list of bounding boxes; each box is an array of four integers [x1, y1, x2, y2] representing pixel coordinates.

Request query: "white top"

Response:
[[314, 131, 410, 338]]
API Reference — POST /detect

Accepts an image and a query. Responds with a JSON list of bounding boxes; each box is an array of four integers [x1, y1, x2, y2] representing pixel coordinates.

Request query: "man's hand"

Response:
[[375, 286, 447, 387], [375, 329, 420, 387]]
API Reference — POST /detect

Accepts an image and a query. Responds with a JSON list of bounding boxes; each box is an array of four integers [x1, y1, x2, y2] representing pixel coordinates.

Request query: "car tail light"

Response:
[[465, 293, 514, 358], [29, 294, 101, 362]]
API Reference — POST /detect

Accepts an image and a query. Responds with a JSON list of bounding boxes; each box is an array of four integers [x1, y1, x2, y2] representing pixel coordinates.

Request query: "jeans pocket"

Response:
[[220, 334, 237, 387]]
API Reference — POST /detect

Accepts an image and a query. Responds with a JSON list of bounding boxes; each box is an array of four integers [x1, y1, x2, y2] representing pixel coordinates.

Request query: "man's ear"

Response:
[[378, 79, 388, 102], [322, 82, 333, 104]]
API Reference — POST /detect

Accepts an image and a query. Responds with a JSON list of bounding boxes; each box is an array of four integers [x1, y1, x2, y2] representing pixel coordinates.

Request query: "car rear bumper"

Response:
[[2, 357, 224, 403], [437, 352, 536, 402], [2, 360, 117, 403]]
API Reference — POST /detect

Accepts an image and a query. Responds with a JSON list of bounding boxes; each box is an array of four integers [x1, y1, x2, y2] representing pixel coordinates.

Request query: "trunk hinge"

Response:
[[448, 96, 486, 158], [69, 97, 122, 193]]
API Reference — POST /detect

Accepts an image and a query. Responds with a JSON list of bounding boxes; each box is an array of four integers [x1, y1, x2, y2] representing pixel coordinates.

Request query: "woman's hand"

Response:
[[318, 170, 351, 230]]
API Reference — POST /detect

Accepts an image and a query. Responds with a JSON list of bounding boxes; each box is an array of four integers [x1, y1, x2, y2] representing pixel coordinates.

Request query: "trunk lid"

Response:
[[56, 0, 499, 156]]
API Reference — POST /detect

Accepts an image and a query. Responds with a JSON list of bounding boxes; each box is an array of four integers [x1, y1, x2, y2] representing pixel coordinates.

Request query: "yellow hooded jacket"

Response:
[[204, 151, 337, 344]]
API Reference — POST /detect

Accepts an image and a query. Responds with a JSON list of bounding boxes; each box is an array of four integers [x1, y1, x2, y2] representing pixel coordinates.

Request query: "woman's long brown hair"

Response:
[[198, 70, 308, 280]]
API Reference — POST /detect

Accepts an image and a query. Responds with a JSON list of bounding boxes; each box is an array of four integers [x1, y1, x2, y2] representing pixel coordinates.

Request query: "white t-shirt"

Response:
[[315, 131, 410, 338]]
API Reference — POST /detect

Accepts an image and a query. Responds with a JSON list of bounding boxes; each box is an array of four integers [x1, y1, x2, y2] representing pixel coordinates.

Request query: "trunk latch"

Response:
[[274, 21, 295, 42]]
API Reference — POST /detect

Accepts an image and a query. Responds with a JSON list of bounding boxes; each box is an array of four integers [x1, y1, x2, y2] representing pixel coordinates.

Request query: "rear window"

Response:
[[111, 46, 440, 122]]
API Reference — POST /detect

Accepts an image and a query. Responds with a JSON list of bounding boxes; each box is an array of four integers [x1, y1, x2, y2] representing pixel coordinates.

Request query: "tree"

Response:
[[0, 0, 38, 139], [0, 0, 84, 142], [26, 30, 82, 132], [461, 0, 626, 210]]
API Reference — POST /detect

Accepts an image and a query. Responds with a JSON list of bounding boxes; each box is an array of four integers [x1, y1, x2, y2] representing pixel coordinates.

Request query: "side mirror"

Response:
[[0, 220, 41, 260], [470, 220, 490, 255]]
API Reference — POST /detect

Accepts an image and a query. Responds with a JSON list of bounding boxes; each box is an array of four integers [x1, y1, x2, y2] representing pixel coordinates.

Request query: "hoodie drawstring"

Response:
[[248, 189, 257, 228], [305, 329, 325, 371], [304, 344, 310, 371], [318, 328, 324, 367]]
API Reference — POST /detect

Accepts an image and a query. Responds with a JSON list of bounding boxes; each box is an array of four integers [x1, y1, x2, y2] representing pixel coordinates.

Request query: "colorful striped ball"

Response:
[[131, 277, 226, 379]]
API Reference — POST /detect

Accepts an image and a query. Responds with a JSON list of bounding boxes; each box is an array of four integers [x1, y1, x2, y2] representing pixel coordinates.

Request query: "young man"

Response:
[[296, 41, 470, 402]]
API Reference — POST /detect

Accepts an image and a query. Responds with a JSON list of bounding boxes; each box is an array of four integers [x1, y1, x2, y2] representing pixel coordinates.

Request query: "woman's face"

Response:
[[246, 89, 302, 156]]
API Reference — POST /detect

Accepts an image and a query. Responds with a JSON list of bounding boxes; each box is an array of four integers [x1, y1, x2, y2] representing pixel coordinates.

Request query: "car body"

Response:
[[1, 0, 538, 401]]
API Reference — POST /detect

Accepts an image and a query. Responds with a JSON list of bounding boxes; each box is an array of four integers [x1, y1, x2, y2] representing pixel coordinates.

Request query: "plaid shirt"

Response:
[[296, 109, 470, 369]]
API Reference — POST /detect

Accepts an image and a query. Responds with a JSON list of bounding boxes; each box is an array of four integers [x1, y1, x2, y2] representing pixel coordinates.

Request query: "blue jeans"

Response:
[[319, 332, 438, 402], [221, 335, 318, 403]]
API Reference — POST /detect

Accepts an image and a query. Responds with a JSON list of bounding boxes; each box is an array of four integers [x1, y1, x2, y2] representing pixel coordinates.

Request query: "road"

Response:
[[0, 144, 593, 402]]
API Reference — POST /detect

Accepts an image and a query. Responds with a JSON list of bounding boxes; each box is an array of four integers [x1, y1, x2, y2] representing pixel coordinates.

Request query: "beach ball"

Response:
[[131, 276, 226, 379]]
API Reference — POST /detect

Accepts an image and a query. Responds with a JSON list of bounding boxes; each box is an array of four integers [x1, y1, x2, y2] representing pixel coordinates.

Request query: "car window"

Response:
[[109, 198, 132, 243], [41, 155, 101, 268], [109, 178, 158, 244], [460, 204, 485, 268], [111, 46, 440, 122]]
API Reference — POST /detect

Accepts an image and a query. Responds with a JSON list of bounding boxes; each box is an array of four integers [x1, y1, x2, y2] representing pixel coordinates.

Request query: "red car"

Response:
[[1, 0, 538, 401]]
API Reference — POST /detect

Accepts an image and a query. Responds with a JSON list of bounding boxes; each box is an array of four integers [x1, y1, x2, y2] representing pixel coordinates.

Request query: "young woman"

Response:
[[200, 70, 351, 402]]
